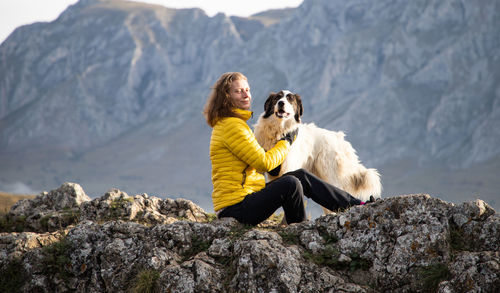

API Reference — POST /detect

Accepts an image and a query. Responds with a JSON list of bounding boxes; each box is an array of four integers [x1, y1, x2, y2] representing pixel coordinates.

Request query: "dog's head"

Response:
[[263, 90, 303, 123]]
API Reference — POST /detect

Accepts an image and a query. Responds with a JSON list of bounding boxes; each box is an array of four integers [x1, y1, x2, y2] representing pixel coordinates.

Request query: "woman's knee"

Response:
[[280, 175, 303, 196], [286, 168, 308, 178], [281, 174, 300, 185]]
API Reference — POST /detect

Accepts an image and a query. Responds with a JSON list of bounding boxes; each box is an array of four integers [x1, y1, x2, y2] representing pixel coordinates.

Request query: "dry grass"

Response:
[[0, 192, 35, 215]]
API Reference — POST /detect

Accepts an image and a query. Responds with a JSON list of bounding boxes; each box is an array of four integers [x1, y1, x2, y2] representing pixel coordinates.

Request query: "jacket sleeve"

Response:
[[221, 117, 289, 173]]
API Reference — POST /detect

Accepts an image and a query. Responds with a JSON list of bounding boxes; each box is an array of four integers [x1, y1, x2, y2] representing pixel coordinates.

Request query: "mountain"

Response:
[[1, 183, 498, 292], [0, 0, 499, 214]]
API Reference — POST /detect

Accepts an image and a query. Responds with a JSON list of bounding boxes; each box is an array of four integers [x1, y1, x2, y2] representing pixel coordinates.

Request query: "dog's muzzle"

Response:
[[275, 101, 290, 118]]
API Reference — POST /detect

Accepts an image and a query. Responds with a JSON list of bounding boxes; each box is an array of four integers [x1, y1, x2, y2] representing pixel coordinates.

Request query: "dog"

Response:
[[253, 90, 382, 213]]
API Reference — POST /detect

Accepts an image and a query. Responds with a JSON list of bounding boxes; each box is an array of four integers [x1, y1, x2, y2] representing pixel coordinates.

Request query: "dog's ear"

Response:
[[263, 92, 277, 118], [294, 94, 303, 122]]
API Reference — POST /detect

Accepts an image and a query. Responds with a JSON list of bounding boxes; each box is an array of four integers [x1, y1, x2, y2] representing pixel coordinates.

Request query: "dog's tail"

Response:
[[349, 168, 382, 202]]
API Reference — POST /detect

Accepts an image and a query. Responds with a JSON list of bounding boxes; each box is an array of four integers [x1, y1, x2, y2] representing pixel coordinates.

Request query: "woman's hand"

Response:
[[280, 128, 299, 145]]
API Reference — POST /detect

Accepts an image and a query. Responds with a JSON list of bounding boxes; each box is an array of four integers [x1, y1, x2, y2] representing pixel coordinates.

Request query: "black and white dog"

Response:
[[254, 90, 381, 212]]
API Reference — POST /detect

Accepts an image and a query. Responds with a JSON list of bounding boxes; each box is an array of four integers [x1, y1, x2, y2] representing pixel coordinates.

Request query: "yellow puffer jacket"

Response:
[[210, 108, 290, 212]]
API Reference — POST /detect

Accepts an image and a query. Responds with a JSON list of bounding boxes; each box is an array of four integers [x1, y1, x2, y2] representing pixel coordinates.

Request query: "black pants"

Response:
[[218, 168, 362, 225]]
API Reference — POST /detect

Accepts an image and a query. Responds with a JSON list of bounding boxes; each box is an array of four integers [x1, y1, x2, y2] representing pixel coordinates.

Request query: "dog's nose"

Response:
[[278, 101, 284, 107]]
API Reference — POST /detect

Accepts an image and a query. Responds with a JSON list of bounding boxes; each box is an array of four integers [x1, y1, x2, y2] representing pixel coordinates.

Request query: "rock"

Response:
[[453, 199, 496, 226], [79, 188, 209, 225], [3, 182, 89, 232], [80, 189, 207, 224], [0, 182, 210, 234], [0, 230, 67, 261], [0, 184, 498, 292], [9, 182, 90, 215], [443, 251, 500, 292]]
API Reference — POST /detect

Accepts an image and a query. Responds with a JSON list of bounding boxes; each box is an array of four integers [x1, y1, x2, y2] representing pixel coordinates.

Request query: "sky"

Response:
[[0, 0, 304, 44]]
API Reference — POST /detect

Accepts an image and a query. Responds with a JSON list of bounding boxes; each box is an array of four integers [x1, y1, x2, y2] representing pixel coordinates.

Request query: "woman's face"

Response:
[[229, 78, 251, 110]]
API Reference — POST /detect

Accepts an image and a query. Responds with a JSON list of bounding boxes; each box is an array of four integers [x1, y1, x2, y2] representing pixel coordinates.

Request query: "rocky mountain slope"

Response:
[[0, 183, 498, 292], [0, 0, 499, 212]]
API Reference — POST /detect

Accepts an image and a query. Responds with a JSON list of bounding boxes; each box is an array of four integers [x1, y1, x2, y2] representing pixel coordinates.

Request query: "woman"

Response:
[[204, 72, 369, 225]]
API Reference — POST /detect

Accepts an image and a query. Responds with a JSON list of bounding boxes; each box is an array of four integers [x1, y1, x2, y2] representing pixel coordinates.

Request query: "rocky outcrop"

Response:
[[1, 183, 498, 292], [3, 182, 208, 232]]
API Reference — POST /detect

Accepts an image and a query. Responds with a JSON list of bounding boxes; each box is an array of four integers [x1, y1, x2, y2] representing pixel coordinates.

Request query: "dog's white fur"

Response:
[[254, 90, 382, 211]]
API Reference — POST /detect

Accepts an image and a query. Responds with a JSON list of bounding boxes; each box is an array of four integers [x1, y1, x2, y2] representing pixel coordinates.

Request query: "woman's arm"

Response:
[[220, 117, 289, 172]]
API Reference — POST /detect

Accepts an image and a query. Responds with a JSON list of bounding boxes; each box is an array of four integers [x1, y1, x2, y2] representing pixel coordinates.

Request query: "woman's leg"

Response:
[[285, 169, 362, 211], [218, 175, 306, 225]]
